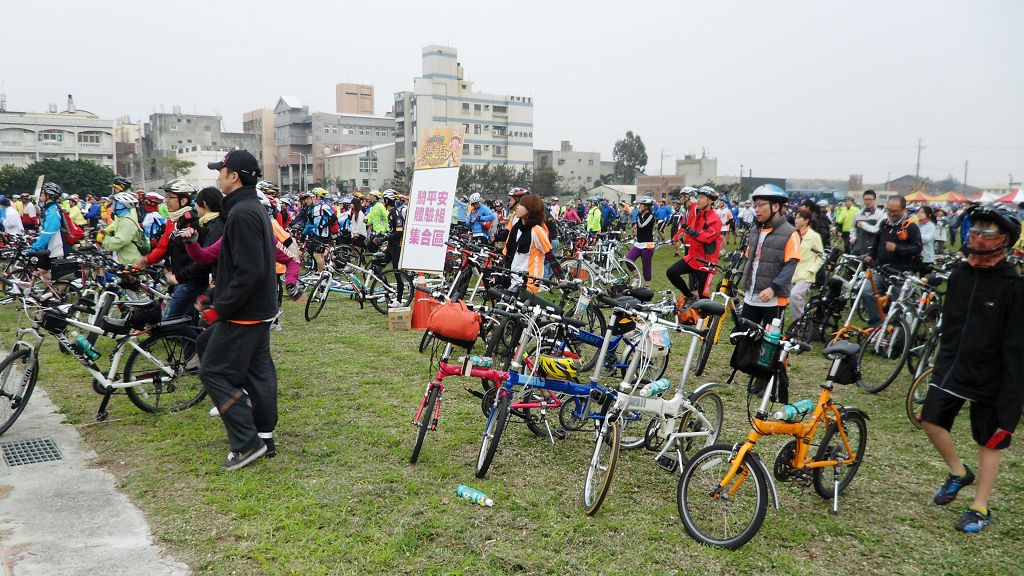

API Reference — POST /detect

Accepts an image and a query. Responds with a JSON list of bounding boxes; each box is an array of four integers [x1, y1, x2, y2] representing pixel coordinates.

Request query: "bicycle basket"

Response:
[[127, 300, 163, 330], [611, 316, 637, 336], [645, 324, 672, 358], [51, 258, 80, 281], [729, 331, 776, 379], [39, 310, 69, 334]]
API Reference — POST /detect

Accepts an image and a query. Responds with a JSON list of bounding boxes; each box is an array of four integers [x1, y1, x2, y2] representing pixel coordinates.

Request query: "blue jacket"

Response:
[[86, 203, 101, 220], [453, 199, 469, 223], [960, 212, 972, 245], [466, 204, 495, 236], [656, 205, 672, 221], [31, 203, 63, 253], [601, 204, 616, 223]]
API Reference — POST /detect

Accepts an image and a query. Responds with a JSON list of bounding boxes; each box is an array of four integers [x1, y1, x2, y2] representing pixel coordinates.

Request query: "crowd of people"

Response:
[[4, 159, 1024, 534]]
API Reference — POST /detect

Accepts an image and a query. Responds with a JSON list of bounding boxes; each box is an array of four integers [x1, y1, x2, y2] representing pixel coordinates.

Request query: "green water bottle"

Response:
[[756, 318, 782, 369], [773, 399, 817, 422], [455, 484, 494, 506]]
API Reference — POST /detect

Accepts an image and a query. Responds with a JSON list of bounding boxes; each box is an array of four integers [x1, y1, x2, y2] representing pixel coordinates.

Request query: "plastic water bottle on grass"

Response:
[[455, 484, 494, 506]]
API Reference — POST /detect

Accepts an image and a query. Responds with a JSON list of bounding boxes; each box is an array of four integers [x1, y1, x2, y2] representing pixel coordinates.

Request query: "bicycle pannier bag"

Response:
[[426, 300, 482, 349]]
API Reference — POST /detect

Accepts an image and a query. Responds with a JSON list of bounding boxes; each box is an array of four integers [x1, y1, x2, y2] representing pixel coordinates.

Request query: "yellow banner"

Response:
[[414, 126, 465, 170]]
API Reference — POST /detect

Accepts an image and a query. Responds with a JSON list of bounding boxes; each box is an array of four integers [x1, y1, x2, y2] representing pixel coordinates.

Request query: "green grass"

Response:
[[2, 243, 1022, 575]]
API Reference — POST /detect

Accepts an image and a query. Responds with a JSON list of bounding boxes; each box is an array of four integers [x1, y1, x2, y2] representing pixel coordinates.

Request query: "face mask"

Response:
[[964, 224, 1008, 268], [114, 203, 130, 217]]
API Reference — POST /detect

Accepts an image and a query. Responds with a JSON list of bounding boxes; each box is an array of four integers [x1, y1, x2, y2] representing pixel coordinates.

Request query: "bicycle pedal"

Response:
[[655, 454, 679, 473]]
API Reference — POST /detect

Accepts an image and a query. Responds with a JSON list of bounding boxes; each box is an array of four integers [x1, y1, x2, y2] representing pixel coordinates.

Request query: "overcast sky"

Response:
[[3, 0, 1021, 185]]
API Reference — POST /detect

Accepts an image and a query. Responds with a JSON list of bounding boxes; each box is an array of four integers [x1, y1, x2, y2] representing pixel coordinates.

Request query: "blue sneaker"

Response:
[[956, 506, 991, 533], [934, 465, 975, 505]]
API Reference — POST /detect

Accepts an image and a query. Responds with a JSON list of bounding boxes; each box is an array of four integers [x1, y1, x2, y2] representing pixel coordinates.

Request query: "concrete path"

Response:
[[0, 386, 189, 576]]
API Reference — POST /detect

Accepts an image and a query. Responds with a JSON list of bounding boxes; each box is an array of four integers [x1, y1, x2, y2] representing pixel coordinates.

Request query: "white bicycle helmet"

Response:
[[159, 179, 198, 197], [256, 180, 280, 196], [256, 191, 272, 208], [637, 196, 656, 206], [751, 184, 788, 204], [469, 192, 482, 204], [112, 191, 138, 206], [382, 189, 398, 201]]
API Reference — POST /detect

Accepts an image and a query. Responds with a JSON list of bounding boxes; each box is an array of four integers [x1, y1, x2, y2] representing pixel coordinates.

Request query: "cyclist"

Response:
[[739, 184, 800, 327], [626, 196, 657, 288], [141, 191, 167, 240], [668, 186, 723, 311], [28, 182, 68, 266], [142, 179, 210, 320], [67, 194, 87, 226], [863, 195, 922, 325], [505, 194, 561, 293], [673, 187, 698, 256], [655, 199, 672, 241], [348, 194, 368, 250], [851, 189, 884, 256], [922, 203, 1024, 534], [586, 196, 602, 236], [380, 189, 405, 270], [466, 192, 495, 245], [301, 187, 335, 272], [101, 191, 144, 264], [366, 190, 389, 241], [2, 196, 24, 236], [788, 207, 824, 322]]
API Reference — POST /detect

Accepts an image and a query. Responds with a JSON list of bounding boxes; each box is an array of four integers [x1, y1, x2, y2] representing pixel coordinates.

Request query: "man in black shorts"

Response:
[[922, 203, 1024, 534]]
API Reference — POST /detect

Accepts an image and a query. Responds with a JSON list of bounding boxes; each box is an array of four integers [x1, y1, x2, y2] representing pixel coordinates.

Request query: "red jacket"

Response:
[[673, 205, 723, 269]]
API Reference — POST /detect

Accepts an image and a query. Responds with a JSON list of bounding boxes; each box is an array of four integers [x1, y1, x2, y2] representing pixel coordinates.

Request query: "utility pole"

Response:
[[659, 149, 670, 176], [962, 161, 968, 193], [915, 138, 924, 181]]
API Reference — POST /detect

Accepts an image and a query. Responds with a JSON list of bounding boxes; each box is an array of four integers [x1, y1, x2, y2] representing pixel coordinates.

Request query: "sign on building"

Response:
[[398, 127, 464, 272]]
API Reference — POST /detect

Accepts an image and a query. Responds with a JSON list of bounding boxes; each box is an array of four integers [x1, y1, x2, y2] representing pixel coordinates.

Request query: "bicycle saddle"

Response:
[[691, 300, 726, 316], [623, 287, 653, 302], [822, 340, 860, 358]]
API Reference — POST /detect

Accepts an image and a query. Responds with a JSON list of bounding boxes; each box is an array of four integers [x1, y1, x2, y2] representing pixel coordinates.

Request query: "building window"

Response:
[[557, 159, 565, 166], [170, 125, 178, 131], [473, 124, 481, 135], [586, 176, 592, 182], [474, 104, 481, 114], [38, 131, 63, 142], [463, 123, 470, 134], [324, 126, 330, 134], [494, 145, 505, 157], [186, 118, 191, 124], [359, 158, 369, 172], [0, 130, 23, 145], [588, 159, 594, 166], [77, 133, 101, 144], [462, 103, 470, 112], [463, 144, 469, 154], [493, 105, 507, 115], [473, 145, 481, 155], [362, 179, 370, 187], [331, 126, 338, 134]]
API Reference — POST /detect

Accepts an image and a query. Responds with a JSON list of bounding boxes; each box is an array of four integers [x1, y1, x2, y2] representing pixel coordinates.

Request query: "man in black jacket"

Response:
[[922, 204, 1024, 534], [200, 150, 279, 470], [863, 195, 922, 325]]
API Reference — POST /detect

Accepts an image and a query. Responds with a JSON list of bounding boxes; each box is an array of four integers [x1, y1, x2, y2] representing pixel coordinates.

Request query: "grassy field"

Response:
[[2, 244, 1022, 575]]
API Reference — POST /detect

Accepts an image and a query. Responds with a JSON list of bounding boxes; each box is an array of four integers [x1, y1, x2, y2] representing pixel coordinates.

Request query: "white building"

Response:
[[0, 95, 115, 169], [534, 141, 602, 193], [174, 148, 229, 190], [324, 142, 396, 193], [394, 45, 534, 173], [584, 184, 637, 204]]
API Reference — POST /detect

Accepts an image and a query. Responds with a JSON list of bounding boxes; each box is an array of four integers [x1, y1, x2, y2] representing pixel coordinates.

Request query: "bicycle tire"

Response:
[[518, 389, 553, 438], [0, 348, 39, 437], [582, 419, 620, 516], [304, 273, 331, 321], [812, 411, 868, 498], [476, 393, 510, 478], [678, 444, 769, 550], [676, 390, 725, 464], [410, 384, 439, 464], [906, 367, 932, 430], [616, 258, 642, 288], [856, 316, 911, 393], [559, 395, 590, 431], [369, 269, 413, 314], [418, 330, 435, 354], [694, 315, 720, 377], [123, 325, 204, 414], [562, 259, 597, 288], [905, 304, 941, 376]]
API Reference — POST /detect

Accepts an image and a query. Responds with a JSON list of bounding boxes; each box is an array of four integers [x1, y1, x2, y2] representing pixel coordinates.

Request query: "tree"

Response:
[[612, 131, 648, 185], [161, 158, 195, 179], [594, 173, 617, 187], [0, 158, 114, 197], [388, 167, 414, 195], [532, 167, 561, 197]]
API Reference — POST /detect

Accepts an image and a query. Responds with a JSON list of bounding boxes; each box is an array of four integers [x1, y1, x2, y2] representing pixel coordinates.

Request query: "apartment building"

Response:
[[243, 108, 277, 184], [336, 83, 374, 115], [394, 45, 533, 173], [0, 95, 114, 170], [142, 108, 258, 182], [534, 141, 601, 193]]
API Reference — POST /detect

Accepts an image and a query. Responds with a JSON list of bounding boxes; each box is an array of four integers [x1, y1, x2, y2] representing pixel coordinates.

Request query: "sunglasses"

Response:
[[968, 227, 1004, 238]]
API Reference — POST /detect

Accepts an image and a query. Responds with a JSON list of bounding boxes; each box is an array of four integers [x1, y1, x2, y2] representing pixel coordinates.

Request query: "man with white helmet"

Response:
[[669, 186, 723, 311], [740, 184, 801, 327], [28, 183, 68, 265], [466, 192, 496, 244], [101, 190, 145, 264], [300, 187, 336, 272]]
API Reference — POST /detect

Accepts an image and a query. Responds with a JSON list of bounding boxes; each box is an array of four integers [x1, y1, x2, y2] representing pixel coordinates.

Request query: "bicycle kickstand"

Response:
[[96, 386, 114, 421], [152, 375, 162, 424], [832, 466, 840, 515]]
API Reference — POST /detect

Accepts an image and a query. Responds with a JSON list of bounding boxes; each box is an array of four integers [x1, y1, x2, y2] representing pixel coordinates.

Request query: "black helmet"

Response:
[[112, 176, 133, 192], [967, 202, 1021, 241], [41, 182, 64, 199]]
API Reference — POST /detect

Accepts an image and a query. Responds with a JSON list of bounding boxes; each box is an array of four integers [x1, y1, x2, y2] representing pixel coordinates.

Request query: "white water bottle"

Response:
[[638, 378, 671, 398]]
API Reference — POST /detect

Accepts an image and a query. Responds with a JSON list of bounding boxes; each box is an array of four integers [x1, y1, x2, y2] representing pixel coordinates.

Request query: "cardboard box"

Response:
[[388, 307, 413, 331]]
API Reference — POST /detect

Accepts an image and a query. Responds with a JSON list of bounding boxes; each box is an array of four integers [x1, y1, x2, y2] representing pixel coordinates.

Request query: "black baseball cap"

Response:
[[207, 149, 262, 179]]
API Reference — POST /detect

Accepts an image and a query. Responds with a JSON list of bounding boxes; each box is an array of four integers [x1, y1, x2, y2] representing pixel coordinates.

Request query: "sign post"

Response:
[[398, 127, 464, 272]]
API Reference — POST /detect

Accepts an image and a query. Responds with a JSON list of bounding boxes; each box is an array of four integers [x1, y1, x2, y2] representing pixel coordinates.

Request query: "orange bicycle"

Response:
[[677, 325, 868, 549]]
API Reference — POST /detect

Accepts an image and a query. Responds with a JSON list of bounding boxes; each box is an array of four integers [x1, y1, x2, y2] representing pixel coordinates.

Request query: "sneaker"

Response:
[[271, 320, 282, 332], [209, 405, 219, 417], [222, 441, 267, 470], [388, 299, 403, 308], [956, 506, 991, 533], [934, 465, 975, 505]]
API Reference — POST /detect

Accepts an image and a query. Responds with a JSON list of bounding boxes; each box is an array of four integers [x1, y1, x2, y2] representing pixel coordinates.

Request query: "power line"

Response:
[[715, 146, 914, 155]]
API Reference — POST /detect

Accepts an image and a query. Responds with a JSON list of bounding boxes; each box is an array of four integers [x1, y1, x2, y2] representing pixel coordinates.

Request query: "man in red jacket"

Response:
[[668, 186, 723, 310]]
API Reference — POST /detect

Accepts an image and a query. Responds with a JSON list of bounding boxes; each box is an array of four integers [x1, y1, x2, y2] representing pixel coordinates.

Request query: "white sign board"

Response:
[[399, 166, 459, 272]]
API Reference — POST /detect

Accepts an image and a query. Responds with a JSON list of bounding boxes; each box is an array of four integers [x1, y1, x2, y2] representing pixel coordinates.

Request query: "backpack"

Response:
[[131, 221, 152, 255], [58, 207, 85, 246], [318, 203, 339, 236]]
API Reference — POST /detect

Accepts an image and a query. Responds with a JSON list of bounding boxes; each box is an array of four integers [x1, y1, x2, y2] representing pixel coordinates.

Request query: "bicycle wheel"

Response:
[[518, 390, 554, 438], [410, 384, 439, 464], [369, 269, 413, 314], [562, 259, 597, 288], [619, 406, 658, 450], [906, 367, 932, 430], [123, 326, 204, 414], [559, 395, 590, 431], [0, 348, 39, 437], [694, 314, 720, 377], [619, 344, 670, 384], [676, 390, 725, 464], [905, 305, 941, 376], [582, 419, 620, 515], [678, 444, 769, 550], [418, 330, 435, 354], [812, 411, 868, 499], [476, 393, 510, 478], [856, 317, 911, 393], [304, 273, 331, 321], [614, 259, 642, 288]]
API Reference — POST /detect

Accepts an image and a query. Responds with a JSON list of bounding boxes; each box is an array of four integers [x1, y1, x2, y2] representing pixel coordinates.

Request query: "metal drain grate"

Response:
[[1, 438, 63, 466]]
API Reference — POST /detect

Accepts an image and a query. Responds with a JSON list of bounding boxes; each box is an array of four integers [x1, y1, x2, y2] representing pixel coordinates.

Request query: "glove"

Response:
[[201, 307, 219, 325], [684, 226, 697, 237], [286, 283, 305, 301], [985, 428, 1013, 450]]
